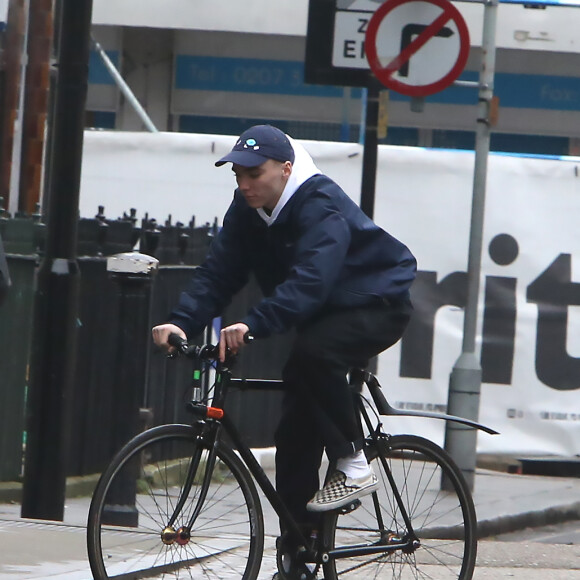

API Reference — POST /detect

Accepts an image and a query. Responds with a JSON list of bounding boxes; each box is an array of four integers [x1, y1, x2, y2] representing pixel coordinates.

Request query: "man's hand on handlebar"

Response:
[[152, 321, 252, 363], [219, 322, 250, 363], [152, 323, 187, 353]]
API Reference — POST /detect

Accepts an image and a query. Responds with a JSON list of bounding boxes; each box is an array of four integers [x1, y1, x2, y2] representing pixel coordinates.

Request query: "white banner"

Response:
[[80, 131, 580, 456]]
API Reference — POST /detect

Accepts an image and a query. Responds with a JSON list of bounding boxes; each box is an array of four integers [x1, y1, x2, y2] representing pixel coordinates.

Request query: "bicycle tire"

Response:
[[87, 423, 264, 579], [321, 434, 477, 580]]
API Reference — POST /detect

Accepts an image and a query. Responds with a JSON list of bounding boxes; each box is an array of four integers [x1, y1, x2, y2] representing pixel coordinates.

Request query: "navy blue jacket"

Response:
[[169, 174, 416, 338]]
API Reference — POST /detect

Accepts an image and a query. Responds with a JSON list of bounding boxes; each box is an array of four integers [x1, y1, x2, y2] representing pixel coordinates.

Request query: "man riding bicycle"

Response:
[[152, 125, 416, 579]]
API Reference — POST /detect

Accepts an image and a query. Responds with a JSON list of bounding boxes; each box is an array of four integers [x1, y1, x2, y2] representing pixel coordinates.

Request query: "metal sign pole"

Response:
[[443, 0, 498, 492], [360, 81, 381, 219]]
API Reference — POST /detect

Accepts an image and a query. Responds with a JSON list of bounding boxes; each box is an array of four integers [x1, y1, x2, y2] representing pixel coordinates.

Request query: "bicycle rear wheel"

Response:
[[322, 434, 477, 580], [87, 424, 264, 579]]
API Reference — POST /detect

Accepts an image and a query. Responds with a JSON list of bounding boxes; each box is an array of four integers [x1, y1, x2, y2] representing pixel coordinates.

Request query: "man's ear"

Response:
[[282, 161, 293, 178]]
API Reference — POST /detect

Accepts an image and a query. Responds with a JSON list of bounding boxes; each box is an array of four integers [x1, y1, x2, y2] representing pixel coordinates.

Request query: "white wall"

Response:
[[91, 0, 580, 53], [462, 3, 580, 53], [92, 0, 309, 36]]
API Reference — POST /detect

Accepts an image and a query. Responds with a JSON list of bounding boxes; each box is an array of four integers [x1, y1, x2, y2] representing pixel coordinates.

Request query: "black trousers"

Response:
[[275, 298, 413, 532]]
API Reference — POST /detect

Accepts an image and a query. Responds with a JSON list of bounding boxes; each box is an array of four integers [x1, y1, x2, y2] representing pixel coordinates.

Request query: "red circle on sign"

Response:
[[365, 0, 470, 97]]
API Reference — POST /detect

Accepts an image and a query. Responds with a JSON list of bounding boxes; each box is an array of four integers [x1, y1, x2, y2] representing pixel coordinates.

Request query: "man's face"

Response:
[[232, 159, 292, 211]]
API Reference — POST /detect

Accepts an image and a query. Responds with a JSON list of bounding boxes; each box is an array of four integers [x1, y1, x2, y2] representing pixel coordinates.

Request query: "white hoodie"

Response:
[[256, 137, 321, 226]]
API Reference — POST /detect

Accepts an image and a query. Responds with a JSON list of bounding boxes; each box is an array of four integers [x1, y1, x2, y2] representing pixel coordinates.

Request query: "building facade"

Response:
[[88, 0, 580, 155]]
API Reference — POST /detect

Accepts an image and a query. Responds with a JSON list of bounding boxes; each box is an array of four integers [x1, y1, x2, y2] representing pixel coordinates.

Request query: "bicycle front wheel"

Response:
[[87, 424, 264, 579], [322, 434, 477, 580]]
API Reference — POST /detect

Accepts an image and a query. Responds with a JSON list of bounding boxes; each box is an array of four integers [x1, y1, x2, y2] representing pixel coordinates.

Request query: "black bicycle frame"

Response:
[[177, 366, 422, 562], [168, 358, 497, 563]]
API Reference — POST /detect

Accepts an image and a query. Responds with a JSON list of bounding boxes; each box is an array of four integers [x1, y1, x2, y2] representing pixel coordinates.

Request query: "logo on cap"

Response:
[[243, 138, 259, 151]]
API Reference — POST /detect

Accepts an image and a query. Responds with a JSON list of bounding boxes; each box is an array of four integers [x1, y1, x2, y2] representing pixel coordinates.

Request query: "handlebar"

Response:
[[168, 333, 219, 361], [167, 331, 254, 362]]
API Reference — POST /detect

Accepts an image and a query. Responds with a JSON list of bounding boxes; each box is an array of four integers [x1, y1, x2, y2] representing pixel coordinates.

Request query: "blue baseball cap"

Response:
[[215, 125, 295, 167]]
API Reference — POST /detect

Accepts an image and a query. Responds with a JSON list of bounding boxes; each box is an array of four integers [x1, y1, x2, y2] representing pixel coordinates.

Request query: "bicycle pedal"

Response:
[[338, 499, 361, 514]]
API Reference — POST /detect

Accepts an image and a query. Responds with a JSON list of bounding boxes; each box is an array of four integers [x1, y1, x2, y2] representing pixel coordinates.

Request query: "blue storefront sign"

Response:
[[175, 55, 362, 99], [175, 54, 580, 113], [412, 70, 580, 111]]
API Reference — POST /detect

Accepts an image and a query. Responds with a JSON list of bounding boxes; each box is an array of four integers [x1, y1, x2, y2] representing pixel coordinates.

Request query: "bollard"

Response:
[[102, 251, 158, 526]]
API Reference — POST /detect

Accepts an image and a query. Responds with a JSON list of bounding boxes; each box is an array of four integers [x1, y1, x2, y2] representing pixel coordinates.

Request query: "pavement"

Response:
[[0, 452, 579, 579]]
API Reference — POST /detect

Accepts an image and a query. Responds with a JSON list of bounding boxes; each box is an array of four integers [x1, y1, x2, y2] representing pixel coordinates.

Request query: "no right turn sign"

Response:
[[365, 0, 470, 97]]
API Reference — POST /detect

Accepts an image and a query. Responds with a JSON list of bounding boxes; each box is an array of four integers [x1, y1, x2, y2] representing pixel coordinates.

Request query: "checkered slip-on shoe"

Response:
[[306, 470, 378, 512]]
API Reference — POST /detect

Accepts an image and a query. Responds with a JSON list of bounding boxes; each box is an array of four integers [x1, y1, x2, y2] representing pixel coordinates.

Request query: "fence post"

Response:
[[101, 251, 158, 526]]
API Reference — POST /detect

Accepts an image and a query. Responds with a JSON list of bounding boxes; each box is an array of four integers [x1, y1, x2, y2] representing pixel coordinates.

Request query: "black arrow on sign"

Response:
[[398, 24, 453, 77]]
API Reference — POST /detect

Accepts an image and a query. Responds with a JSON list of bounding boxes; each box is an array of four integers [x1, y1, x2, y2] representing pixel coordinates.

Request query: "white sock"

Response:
[[336, 450, 371, 480]]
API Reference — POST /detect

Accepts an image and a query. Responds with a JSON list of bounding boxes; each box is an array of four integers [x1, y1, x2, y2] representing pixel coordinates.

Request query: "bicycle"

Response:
[[87, 334, 498, 579]]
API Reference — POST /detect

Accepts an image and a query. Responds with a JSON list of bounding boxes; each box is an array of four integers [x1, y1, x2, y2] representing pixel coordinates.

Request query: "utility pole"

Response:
[[18, 0, 53, 215], [444, 0, 498, 491], [21, 0, 93, 521]]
